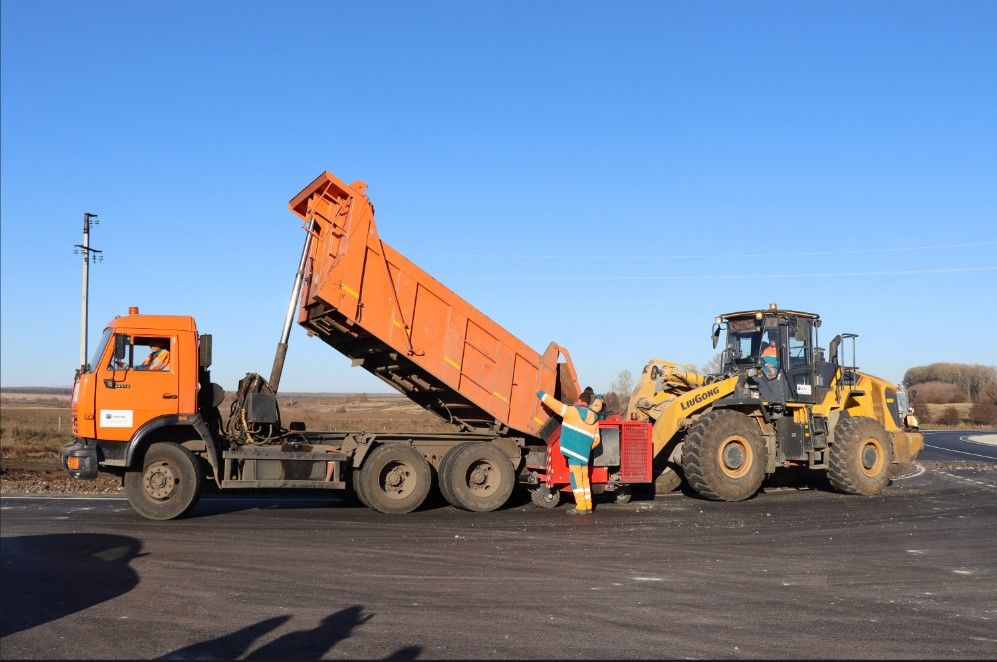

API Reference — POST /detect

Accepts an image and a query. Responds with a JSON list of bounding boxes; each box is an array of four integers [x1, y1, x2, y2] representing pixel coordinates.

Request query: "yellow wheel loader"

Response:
[[627, 304, 924, 501]]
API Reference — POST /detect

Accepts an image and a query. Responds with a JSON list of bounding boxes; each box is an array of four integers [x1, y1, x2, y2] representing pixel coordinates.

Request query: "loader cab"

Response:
[[717, 305, 822, 404]]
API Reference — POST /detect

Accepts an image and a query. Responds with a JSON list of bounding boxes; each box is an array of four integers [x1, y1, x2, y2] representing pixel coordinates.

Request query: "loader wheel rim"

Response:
[[465, 460, 498, 497], [860, 437, 885, 477], [379, 460, 416, 500], [717, 436, 753, 479], [144, 461, 180, 501]]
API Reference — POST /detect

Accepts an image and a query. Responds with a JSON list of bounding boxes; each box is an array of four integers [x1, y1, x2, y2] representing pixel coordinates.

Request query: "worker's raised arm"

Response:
[[536, 390, 568, 417]]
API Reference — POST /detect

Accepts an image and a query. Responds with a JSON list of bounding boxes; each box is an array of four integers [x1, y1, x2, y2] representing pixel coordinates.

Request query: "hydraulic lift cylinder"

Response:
[[269, 224, 313, 392]]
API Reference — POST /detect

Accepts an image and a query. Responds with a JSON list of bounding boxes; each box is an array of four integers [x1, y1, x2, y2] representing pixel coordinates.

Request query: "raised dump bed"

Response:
[[289, 171, 580, 440]]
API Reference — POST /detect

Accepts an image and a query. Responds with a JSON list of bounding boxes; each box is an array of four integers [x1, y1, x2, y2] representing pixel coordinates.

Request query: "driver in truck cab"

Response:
[[136, 339, 170, 371]]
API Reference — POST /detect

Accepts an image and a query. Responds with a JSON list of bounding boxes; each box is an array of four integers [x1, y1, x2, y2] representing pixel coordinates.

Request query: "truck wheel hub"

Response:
[[467, 461, 496, 495], [144, 462, 178, 500], [381, 461, 415, 499]]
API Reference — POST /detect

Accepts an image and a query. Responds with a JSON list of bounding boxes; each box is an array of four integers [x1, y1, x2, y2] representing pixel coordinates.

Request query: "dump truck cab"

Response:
[[64, 308, 221, 486]]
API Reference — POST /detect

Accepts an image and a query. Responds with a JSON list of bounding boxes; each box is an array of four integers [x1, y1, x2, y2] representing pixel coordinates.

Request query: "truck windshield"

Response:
[[87, 328, 112, 373]]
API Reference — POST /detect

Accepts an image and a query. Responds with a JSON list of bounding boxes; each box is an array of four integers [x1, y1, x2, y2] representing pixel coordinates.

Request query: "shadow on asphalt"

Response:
[[0, 533, 144, 638], [159, 605, 422, 660]]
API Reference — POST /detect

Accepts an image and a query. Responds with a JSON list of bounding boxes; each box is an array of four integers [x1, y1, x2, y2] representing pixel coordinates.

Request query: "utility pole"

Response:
[[75, 212, 102, 371]]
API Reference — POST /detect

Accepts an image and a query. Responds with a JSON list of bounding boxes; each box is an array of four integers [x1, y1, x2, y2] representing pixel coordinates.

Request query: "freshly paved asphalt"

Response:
[[2, 430, 994, 660]]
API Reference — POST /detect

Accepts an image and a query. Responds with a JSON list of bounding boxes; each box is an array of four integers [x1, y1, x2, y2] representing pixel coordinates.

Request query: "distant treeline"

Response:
[[903, 362, 997, 426]]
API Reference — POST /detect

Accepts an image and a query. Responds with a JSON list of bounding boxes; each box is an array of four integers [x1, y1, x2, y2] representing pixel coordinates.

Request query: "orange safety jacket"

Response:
[[142, 348, 170, 371]]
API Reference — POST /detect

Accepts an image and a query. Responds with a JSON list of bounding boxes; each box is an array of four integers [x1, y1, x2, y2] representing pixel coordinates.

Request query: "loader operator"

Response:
[[536, 389, 603, 515], [761, 334, 780, 379]]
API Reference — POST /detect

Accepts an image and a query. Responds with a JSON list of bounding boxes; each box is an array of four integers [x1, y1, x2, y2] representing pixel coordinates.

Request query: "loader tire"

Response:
[[681, 410, 766, 502], [828, 416, 892, 496], [357, 443, 431, 514], [124, 442, 203, 520], [443, 442, 515, 512]]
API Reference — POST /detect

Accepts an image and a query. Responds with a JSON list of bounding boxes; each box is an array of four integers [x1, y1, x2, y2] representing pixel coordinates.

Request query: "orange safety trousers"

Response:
[[568, 465, 593, 511]]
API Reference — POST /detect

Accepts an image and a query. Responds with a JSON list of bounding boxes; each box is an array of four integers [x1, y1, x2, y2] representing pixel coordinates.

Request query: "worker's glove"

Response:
[[536, 390, 546, 400]]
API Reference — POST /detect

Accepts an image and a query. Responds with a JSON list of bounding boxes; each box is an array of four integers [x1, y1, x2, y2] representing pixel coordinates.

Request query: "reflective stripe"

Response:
[[562, 422, 595, 439], [561, 447, 588, 463]]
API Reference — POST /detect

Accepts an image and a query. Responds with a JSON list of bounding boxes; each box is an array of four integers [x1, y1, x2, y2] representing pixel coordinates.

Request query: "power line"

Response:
[[420, 240, 997, 261], [468, 265, 997, 281]]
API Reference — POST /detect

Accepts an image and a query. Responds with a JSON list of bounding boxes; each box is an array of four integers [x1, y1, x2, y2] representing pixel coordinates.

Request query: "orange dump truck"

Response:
[[62, 170, 655, 519], [288, 172, 580, 439]]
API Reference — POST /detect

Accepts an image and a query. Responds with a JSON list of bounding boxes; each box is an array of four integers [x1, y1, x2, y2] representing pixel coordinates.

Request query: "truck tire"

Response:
[[828, 416, 893, 496], [124, 442, 203, 520], [681, 409, 766, 502], [437, 445, 463, 507], [444, 442, 515, 512], [357, 443, 431, 514], [529, 486, 561, 509], [352, 468, 371, 508]]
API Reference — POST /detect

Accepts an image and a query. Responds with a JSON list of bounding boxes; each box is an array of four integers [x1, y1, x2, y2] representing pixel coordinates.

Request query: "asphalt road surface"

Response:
[[2, 430, 995, 660]]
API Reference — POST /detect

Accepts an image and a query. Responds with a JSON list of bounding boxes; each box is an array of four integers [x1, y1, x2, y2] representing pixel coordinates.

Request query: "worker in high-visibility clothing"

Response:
[[761, 334, 780, 379], [137, 339, 170, 371], [536, 389, 604, 515]]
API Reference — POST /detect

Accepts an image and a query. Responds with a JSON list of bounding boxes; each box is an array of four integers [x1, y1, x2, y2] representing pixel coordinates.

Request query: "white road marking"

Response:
[[924, 444, 997, 461], [934, 471, 997, 490], [892, 462, 926, 480], [962, 434, 997, 447], [632, 576, 663, 582]]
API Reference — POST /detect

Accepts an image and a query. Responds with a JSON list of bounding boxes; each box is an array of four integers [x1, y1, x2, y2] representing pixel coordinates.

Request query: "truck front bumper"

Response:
[[62, 439, 99, 480]]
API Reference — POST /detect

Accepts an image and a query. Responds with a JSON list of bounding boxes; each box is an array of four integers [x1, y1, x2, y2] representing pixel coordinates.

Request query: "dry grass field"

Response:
[[0, 390, 454, 495]]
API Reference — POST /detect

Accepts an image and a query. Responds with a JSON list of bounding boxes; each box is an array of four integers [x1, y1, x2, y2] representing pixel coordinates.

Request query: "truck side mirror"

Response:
[[199, 334, 212, 368], [711, 323, 721, 349], [113, 334, 128, 362]]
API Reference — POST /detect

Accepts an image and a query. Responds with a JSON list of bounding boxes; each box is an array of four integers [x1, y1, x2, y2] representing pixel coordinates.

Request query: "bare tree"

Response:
[[609, 370, 634, 399], [701, 352, 723, 375]]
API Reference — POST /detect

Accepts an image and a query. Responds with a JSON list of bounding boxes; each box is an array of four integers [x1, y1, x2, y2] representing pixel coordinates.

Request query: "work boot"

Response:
[[567, 509, 587, 516]]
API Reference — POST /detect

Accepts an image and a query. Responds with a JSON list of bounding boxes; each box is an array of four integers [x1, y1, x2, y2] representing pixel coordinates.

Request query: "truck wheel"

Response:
[[124, 442, 203, 520], [444, 442, 515, 512], [529, 487, 561, 509], [358, 444, 431, 514], [828, 417, 893, 496], [437, 445, 464, 507], [351, 468, 371, 508], [681, 410, 766, 501]]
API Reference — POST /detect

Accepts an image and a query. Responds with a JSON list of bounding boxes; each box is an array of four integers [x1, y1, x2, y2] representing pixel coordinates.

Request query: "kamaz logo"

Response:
[[681, 386, 721, 411]]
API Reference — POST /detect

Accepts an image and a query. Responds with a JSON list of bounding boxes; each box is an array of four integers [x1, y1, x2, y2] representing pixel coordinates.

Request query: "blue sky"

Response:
[[2, 1, 995, 393]]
